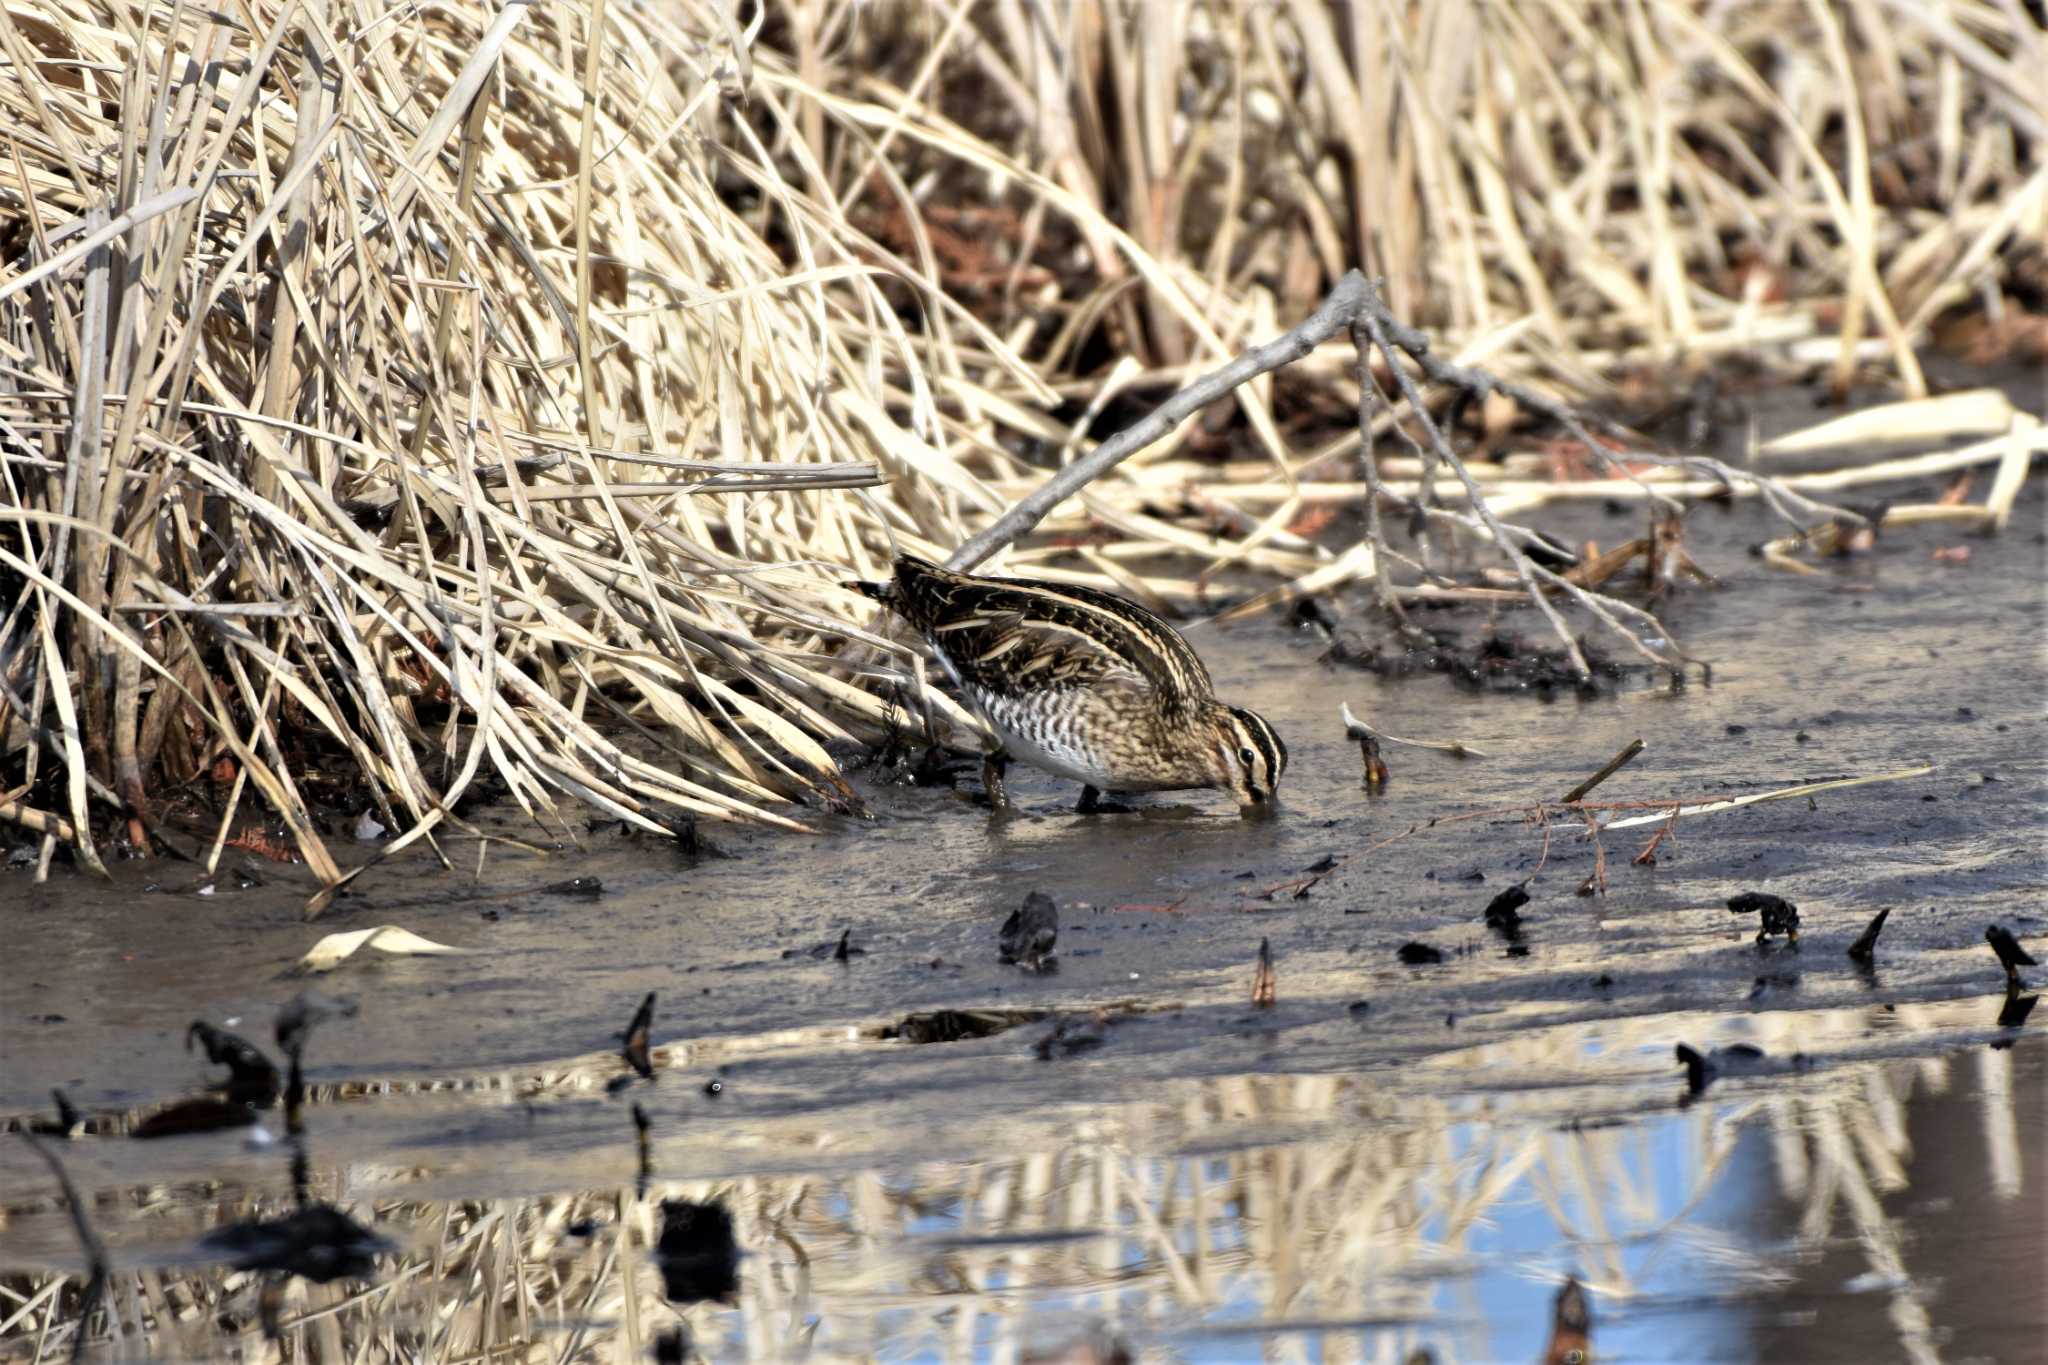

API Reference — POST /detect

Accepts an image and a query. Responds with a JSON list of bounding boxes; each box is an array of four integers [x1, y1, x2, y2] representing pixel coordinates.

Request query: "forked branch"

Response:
[[952, 270, 1857, 678]]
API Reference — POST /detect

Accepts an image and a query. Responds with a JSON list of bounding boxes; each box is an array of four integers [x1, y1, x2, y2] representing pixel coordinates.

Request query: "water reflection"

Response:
[[1, 997, 2038, 1362]]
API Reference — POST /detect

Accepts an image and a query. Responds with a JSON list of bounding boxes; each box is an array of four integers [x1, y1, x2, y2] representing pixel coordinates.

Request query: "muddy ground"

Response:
[[1, 389, 2044, 1361]]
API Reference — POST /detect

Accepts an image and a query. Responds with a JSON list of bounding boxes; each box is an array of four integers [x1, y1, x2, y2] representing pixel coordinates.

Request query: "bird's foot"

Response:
[[1075, 786, 1134, 815]]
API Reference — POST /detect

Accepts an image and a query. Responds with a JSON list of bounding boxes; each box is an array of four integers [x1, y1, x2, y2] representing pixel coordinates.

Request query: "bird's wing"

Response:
[[919, 576, 1212, 703]]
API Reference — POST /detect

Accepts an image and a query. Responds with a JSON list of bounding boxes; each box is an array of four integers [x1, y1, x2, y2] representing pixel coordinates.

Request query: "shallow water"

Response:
[[1, 1000, 2041, 1361], [2, 393, 2045, 1361]]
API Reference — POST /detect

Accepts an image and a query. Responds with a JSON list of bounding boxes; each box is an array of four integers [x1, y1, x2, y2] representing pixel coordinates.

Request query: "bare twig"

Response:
[[950, 271, 1817, 677], [1561, 738, 1646, 804], [1350, 321, 1406, 620], [1340, 701, 1489, 758], [949, 273, 1374, 570], [1347, 294, 1597, 677]]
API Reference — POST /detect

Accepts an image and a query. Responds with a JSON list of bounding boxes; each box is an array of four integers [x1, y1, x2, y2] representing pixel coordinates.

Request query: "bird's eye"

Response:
[[1239, 747, 1257, 767]]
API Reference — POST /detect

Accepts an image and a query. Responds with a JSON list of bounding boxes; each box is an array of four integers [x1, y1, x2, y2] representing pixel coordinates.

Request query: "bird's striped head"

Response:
[[1206, 702, 1287, 812]]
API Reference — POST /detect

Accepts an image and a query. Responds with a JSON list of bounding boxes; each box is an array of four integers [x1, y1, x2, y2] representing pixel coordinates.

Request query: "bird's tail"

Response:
[[845, 575, 896, 607]]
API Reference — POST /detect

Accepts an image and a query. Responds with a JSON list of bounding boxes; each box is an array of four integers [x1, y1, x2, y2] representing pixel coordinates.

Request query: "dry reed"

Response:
[[0, 0, 1049, 881]]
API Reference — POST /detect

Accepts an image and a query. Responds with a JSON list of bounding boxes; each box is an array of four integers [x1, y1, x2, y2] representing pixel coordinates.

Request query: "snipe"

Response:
[[851, 555, 1286, 813]]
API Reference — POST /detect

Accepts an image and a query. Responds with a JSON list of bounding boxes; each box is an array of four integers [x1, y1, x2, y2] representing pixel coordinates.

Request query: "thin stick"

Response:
[[1340, 701, 1489, 758], [1351, 320, 1404, 618], [948, 273, 1372, 570], [947, 270, 1797, 676], [1561, 738, 1646, 804], [1600, 765, 1933, 829]]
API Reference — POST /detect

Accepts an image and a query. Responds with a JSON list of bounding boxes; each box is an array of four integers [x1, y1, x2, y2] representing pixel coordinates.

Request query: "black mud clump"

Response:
[[1482, 886, 1529, 941], [1397, 941, 1446, 966], [1323, 624, 1637, 698], [882, 1009, 1047, 1044], [131, 1096, 263, 1139], [782, 928, 865, 961], [1034, 1012, 1112, 1060], [999, 891, 1059, 972], [1985, 924, 2037, 980], [653, 1199, 741, 1304], [1728, 891, 1800, 946], [619, 992, 656, 1079], [845, 709, 973, 791], [1847, 908, 1891, 964], [187, 1022, 283, 1106], [1674, 1041, 1770, 1095], [662, 812, 734, 861]]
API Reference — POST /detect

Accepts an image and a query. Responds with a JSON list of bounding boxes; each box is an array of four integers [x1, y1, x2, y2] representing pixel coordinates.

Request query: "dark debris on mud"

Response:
[[1000, 892, 1060, 972], [881, 1009, 1048, 1044], [186, 1022, 283, 1106], [1321, 623, 1645, 697], [1728, 890, 1801, 945]]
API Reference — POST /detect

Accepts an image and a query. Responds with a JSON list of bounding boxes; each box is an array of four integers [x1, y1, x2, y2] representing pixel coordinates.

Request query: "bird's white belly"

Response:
[[970, 686, 1137, 791]]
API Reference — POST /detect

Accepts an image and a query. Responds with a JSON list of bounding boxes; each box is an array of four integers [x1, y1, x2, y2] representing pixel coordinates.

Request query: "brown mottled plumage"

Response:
[[850, 556, 1286, 813]]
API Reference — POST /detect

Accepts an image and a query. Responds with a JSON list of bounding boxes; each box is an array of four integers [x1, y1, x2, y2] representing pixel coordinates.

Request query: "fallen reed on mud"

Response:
[[1, 0, 2041, 882]]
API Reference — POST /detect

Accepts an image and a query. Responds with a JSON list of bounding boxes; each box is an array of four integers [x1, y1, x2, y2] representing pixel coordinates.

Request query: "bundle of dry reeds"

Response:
[[2, 0, 2040, 874], [834, 0, 2045, 391], [0, 0, 1077, 879]]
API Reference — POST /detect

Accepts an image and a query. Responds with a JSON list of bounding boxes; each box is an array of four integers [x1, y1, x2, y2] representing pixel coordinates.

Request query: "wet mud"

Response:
[[3, 391, 2045, 1360]]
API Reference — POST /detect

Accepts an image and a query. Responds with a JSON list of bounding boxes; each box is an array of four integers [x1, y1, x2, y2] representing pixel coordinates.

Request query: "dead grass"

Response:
[[0, 0, 1059, 878]]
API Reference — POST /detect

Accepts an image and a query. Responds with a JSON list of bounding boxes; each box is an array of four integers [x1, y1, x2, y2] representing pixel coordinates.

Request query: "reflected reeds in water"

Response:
[[1, 996, 2038, 1362]]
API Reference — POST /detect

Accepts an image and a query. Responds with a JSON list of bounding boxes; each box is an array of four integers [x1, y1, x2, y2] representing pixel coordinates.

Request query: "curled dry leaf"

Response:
[[296, 926, 474, 974]]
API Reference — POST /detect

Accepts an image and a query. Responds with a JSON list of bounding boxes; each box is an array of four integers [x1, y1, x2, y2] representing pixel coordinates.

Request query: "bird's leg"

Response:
[[1074, 786, 1133, 815], [915, 675, 946, 782], [981, 749, 1011, 811]]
